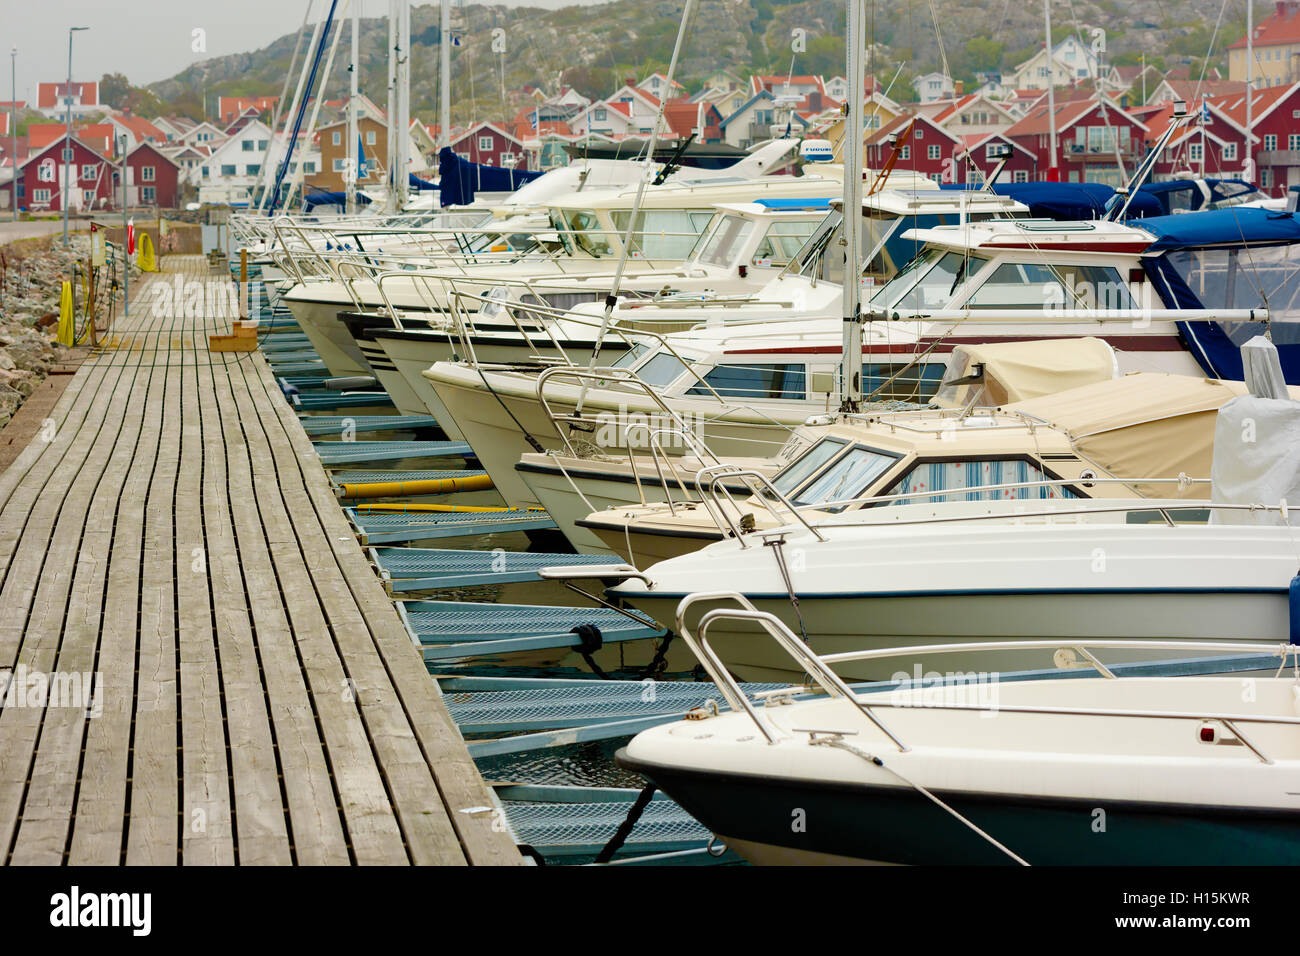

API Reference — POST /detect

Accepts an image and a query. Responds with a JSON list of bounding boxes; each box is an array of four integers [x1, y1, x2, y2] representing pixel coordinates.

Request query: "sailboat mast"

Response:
[[440, 0, 451, 151], [1246, 0, 1254, 183], [393, 0, 409, 211], [347, 0, 359, 213], [1045, 0, 1057, 180], [840, 0, 866, 411], [386, 0, 397, 205]]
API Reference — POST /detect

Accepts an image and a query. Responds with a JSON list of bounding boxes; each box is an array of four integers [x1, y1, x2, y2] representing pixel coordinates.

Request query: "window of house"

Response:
[[927, 144, 941, 160], [332, 131, 341, 146], [82, 189, 96, 205], [1013, 169, 1029, 182], [478, 135, 493, 150], [366, 130, 376, 145], [1290, 134, 1300, 150], [142, 186, 156, 202], [80, 164, 95, 180], [900, 144, 910, 160], [242, 140, 254, 151], [333, 158, 348, 172], [246, 164, 260, 175], [1265, 134, 1278, 150], [1223, 142, 1238, 161], [1262, 169, 1273, 188], [257, 140, 268, 150], [141, 166, 155, 182], [985, 143, 1002, 160], [594, 108, 607, 121], [202, 168, 210, 179], [33, 188, 51, 203], [1189, 143, 1203, 162], [221, 164, 236, 176], [304, 161, 315, 173]]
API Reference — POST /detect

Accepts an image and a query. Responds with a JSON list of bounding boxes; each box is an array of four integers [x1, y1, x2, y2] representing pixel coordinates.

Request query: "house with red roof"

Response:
[[865, 112, 964, 183], [1005, 93, 1147, 185], [954, 132, 1038, 183], [748, 74, 827, 99], [107, 112, 166, 148], [217, 96, 278, 124], [76, 123, 117, 156], [27, 123, 67, 151], [1210, 82, 1300, 191], [637, 73, 685, 99], [662, 99, 724, 143], [923, 92, 1019, 135], [125, 141, 180, 208], [16, 135, 114, 212], [450, 122, 528, 169], [1229, 1, 1300, 86], [36, 81, 100, 119]]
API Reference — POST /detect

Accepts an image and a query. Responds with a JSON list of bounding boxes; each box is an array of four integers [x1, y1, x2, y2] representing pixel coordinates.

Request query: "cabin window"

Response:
[[964, 262, 1135, 310], [792, 445, 901, 511], [870, 249, 988, 311], [685, 363, 806, 400], [751, 219, 819, 266], [882, 459, 1077, 507], [697, 214, 754, 267], [633, 351, 691, 388], [561, 209, 613, 257], [1165, 245, 1300, 333], [612, 208, 713, 261], [770, 438, 850, 496]]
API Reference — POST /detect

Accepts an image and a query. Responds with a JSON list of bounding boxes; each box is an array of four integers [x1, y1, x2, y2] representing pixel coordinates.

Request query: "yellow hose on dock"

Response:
[[351, 502, 544, 514], [336, 473, 495, 499]]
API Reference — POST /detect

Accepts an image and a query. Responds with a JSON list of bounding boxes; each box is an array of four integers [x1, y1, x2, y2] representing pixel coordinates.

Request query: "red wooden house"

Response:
[[16, 135, 113, 213], [1212, 82, 1300, 194], [1006, 93, 1148, 186], [450, 122, 528, 170], [865, 113, 963, 183], [954, 132, 1038, 183], [125, 141, 180, 208]]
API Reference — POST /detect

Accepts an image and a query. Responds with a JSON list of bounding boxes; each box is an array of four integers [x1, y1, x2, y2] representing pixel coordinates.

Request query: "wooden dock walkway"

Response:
[[0, 257, 521, 866]]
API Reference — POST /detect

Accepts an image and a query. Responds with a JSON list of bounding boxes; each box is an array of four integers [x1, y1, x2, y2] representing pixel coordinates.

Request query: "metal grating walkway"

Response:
[[314, 440, 473, 466], [349, 508, 555, 544], [373, 547, 619, 590], [298, 414, 438, 436]]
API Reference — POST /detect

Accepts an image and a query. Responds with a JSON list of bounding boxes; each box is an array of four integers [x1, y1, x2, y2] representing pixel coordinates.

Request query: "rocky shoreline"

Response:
[[0, 234, 137, 429]]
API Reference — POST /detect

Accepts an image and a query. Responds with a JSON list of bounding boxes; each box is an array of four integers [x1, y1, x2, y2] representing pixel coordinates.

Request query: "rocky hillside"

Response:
[[146, 0, 1246, 123]]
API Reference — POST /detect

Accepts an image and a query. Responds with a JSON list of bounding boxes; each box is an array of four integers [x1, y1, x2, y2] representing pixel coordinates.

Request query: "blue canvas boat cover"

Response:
[[303, 189, 373, 212], [941, 181, 1163, 219], [438, 147, 545, 207], [1138, 208, 1300, 251], [409, 172, 438, 191]]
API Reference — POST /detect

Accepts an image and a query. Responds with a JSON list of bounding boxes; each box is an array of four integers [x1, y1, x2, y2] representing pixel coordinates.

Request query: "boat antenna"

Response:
[[652, 132, 696, 185]]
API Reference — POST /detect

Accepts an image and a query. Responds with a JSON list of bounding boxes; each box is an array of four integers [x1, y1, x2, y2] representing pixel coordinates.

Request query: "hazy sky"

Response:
[[3, 0, 608, 106]]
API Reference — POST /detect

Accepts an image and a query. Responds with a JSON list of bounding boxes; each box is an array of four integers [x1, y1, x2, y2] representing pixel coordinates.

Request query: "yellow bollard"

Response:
[[55, 281, 76, 347]]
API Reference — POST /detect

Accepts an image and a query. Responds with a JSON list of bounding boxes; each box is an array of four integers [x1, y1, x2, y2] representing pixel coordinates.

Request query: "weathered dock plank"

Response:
[[0, 257, 520, 866]]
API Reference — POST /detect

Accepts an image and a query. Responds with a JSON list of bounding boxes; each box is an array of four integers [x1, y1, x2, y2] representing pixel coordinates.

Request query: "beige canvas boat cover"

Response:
[[932, 337, 1117, 407], [1007, 372, 1300, 496]]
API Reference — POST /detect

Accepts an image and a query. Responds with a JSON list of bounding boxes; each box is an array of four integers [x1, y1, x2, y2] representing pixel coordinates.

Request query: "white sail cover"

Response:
[[1210, 340, 1300, 526]]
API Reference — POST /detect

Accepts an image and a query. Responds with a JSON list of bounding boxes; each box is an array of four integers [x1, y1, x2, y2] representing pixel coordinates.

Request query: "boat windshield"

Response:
[[791, 445, 900, 511], [752, 219, 820, 266], [964, 262, 1136, 310], [612, 208, 714, 261], [696, 215, 755, 267], [561, 209, 613, 257], [770, 437, 849, 496], [632, 350, 692, 388], [869, 249, 988, 310]]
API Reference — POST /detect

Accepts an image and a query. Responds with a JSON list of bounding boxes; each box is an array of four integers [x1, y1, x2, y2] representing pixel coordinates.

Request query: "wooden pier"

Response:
[[0, 257, 521, 866]]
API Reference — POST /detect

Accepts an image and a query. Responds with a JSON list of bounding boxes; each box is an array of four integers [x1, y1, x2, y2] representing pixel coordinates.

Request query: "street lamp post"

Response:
[[62, 26, 88, 248], [10, 47, 16, 222]]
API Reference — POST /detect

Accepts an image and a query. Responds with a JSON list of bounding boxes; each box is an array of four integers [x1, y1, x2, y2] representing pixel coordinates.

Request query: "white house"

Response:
[[180, 121, 227, 149], [1004, 35, 1100, 90], [719, 89, 810, 148], [913, 72, 956, 103], [636, 73, 684, 99], [192, 119, 284, 206], [824, 75, 849, 102]]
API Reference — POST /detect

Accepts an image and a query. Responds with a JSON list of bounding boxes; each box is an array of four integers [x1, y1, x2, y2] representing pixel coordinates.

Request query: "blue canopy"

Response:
[[303, 189, 373, 212], [1137, 208, 1300, 251], [438, 147, 544, 207], [409, 172, 438, 191], [1138, 178, 1260, 213], [754, 197, 835, 210], [940, 182, 1163, 219]]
